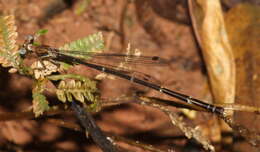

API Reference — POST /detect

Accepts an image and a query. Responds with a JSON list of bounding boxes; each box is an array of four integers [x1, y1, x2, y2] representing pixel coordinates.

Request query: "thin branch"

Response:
[[71, 101, 118, 152]]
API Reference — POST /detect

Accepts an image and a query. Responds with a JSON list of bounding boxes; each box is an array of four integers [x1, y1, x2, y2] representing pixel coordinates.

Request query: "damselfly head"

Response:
[[18, 44, 31, 58], [18, 35, 36, 58]]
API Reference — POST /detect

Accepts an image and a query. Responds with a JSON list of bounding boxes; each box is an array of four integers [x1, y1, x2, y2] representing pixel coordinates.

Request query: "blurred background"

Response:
[[0, 0, 259, 152]]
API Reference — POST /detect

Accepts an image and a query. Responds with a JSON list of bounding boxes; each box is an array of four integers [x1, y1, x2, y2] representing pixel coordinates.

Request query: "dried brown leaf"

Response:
[[225, 3, 260, 149], [189, 0, 235, 105], [31, 60, 59, 79], [189, 0, 236, 143]]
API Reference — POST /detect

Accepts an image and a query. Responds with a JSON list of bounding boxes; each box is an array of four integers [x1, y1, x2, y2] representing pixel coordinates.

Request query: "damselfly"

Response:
[[18, 35, 225, 116]]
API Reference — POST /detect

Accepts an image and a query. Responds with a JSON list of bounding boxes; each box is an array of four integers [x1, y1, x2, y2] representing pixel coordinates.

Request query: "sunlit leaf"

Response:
[[60, 32, 104, 60], [47, 74, 101, 112], [36, 29, 48, 36], [32, 80, 50, 117], [0, 14, 19, 70], [32, 93, 50, 117], [31, 60, 59, 80], [57, 79, 98, 104]]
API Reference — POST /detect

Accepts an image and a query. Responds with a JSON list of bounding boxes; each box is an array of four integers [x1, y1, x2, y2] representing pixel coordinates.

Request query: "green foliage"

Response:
[[32, 80, 50, 117], [60, 32, 104, 59], [32, 93, 50, 117], [75, 0, 92, 15], [28, 32, 104, 116], [32, 29, 49, 46], [48, 74, 101, 112], [0, 15, 103, 116], [56, 79, 97, 103], [0, 15, 17, 53], [58, 32, 105, 70], [36, 29, 48, 36]]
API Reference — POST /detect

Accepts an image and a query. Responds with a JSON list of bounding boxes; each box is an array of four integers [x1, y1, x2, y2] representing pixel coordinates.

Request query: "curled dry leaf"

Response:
[[188, 0, 235, 142], [31, 60, 59, 79], [189, 0, 235, 110]]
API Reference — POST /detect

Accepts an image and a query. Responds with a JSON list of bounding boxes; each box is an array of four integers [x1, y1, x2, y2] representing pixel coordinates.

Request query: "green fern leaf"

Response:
[[36, 29, 48, 36], [32, 80, 50, 117], [52, 74, 100, 112], [60, 32, 104, 60], [57, 79, 98, 103], [32, 92, 50, 117]]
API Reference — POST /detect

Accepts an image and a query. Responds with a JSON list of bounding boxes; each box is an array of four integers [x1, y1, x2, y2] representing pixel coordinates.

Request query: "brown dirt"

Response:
[[0, 0, 253, 152]]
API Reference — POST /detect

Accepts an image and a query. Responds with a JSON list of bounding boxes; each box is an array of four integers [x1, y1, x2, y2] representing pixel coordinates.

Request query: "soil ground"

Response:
[[0, 0, 254, 152]]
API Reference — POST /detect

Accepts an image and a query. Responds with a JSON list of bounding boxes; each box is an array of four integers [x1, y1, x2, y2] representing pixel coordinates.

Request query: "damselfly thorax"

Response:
[[18, 35, 225, 116]]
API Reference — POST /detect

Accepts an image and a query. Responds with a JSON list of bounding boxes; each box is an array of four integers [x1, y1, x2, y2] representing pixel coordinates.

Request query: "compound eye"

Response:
[[18, 48, 27, 57]]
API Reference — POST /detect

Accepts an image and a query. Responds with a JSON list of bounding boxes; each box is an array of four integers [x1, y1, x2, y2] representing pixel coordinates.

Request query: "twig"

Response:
[[46, 118, 166, 152], [0, 105, 67, 121], [71, 101, 118, 152], [138, 97, 215, 152]]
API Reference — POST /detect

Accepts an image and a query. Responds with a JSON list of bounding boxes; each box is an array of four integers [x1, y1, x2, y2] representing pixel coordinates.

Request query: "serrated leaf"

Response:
[[73, 91, 85, 103], [32, 93, 50, 117], [47, 74, 100, 111], [60, 32, 104, 60], [32, 79, 50, 117], [66, 91, 73, 101], [56, 90, 66, 103], [56, 78, 100, 111], [0, 15, 18, 52], [0, 15, 19, 69]]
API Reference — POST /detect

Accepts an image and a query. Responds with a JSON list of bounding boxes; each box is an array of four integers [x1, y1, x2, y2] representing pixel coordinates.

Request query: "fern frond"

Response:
[[54, 76, 100, 112], [60, 32, 104, 59], [0, 14, 19, 71], [32, 80, 50, 117], [32, 92, 50, 117], [31, 60, 59, 80], [57, 79, 98, 101]]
